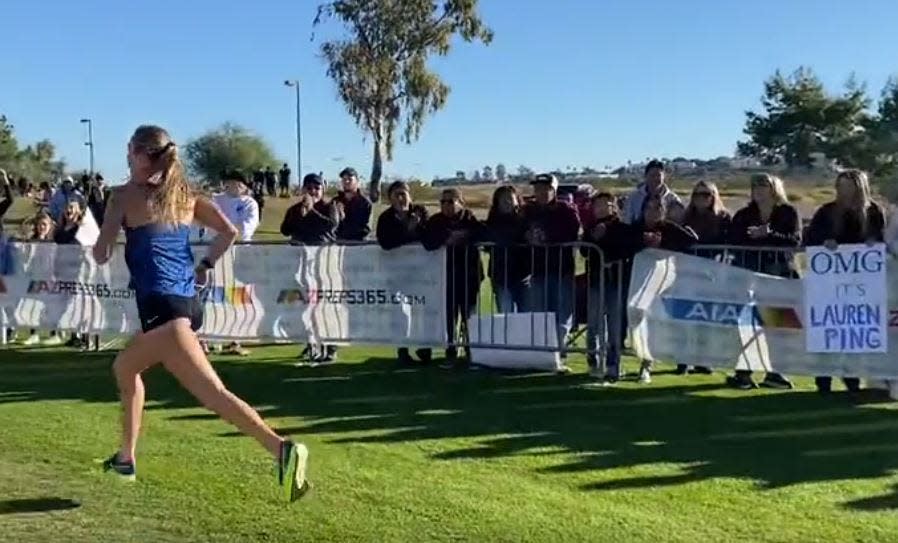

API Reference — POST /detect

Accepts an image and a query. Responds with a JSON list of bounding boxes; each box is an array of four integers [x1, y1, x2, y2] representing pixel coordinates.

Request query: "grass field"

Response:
[[4, 347, 898, 542], [3, 179, 896, 541]]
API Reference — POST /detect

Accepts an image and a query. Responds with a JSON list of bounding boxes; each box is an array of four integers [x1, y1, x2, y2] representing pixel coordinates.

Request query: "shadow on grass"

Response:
[[2, 347, 898, 497], [844, 485, 898, 511], [0, 498, 81, 515]]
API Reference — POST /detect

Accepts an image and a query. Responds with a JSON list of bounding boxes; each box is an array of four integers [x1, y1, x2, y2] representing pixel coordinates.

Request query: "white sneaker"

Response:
[[42, 335, 63, 346], [638, 367, 652, 384], [22, 334, 41, 346]]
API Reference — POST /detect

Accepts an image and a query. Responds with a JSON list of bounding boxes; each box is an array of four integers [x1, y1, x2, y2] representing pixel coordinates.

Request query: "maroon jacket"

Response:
[[522, 200, 581, 277]]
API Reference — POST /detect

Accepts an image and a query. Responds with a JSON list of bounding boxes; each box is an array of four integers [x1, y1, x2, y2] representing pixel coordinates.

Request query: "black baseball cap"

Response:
[[339, 167, 358, 178], [302, 173, 323, 187]]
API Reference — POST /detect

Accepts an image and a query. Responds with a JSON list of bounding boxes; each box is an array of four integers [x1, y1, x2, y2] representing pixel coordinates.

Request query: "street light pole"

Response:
[[284, 80, 301, 178], [79, 118, 94, 175]]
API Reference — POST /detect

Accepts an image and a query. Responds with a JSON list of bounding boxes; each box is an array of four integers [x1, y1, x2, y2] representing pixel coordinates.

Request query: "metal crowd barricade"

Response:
[[686, 244, 804, 279], [447, 242, 613, 369]]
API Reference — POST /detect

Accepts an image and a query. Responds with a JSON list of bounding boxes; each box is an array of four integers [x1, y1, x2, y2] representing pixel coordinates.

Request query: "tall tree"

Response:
[[869, 78, 898, 177], [314, 0, 493, 201], [738, 68, 839, 168], [482, 165, 493, 181], [184, 123, 281, 183], [516, 165, 534, 178], [495, 163, 507, 181]]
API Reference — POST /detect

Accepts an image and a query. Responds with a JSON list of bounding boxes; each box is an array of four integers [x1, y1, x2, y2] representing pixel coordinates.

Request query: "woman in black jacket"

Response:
[[806, 169, 885, 393], [422, 188, 484, 368], [725, 173, 800, 391], [677, 180, 732, 375], [483, 186, 530, 313], [375, 181, 430, 366]]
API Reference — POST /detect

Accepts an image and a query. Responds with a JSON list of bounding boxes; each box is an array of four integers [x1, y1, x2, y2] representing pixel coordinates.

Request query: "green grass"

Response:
[[3, 345, 898, 542]]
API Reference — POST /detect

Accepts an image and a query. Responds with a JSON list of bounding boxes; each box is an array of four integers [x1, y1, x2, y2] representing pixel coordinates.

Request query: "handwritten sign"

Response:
[[804, 243, 888, 353]]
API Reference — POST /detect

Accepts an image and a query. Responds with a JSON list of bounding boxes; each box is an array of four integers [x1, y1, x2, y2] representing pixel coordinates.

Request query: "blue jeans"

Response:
[[586, 283, 623, 376], [528, 275, 574, 354], [493, 280, 529, 314]]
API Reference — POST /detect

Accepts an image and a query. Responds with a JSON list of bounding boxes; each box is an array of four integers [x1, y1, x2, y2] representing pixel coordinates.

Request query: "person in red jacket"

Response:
[[522, 174, 581, 362], [421, 188, 484, 368]]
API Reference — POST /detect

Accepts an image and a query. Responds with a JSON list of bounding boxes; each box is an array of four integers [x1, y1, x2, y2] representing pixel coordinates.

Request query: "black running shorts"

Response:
[[136, 293, 204, 333]]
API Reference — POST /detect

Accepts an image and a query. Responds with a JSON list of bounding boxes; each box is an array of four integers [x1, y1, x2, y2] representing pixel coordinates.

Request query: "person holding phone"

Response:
[[726, 173, 800, 391]]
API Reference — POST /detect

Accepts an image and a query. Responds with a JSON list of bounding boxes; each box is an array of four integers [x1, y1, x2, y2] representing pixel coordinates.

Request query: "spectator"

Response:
[[252, 169, 265, 195], [54, 199, 99, 350], [806, 169, 885, 394], [281, 174, 339, 363], [54, 199, 86, 244], [333, 167, 372, 241], [212, 170, 261, 358], [581, 192, 639, 383], [280, 173, 338, 245], [483, 185, 530, 313], [48, 176, 86, 222], [16, 175, 31, 197], [621, 160, 683, 224], [574, 184, 597, 231], [79, 173, 91, 196], [683, 180, 731, 246], [726, 173, 800, 390], [678, 180, 732, 375], [35, 181, 52, 207], [523, 173, 581, 364], [278, 163, 292, 198], [20, 211, 62, 346], [375, 181, 430, 366], [422, 188, 484, 368], [87, 174, 108, 227], [214, 170, 260, 243], [0, 170, 15, 234], [632, 195, 699, 383], [264, 166, 277, 197]]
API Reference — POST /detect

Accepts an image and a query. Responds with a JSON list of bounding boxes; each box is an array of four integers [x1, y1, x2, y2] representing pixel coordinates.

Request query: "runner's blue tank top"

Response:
[[124, 223, 196, 299]]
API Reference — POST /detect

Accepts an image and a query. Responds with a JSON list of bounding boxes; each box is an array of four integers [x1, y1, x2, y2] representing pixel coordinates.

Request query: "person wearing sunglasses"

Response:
[[422, 188, 485, 369], [725, 173, 799, 391], [676, 180, 733, 375]]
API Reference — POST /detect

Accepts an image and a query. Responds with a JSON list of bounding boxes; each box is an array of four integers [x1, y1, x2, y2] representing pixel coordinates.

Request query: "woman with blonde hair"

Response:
[[807, 169, 886, 393], [725, 173, 801, 390], [676, 180, 732, 375], [683, 180, 731, 245], [92, 125, 308, 500]]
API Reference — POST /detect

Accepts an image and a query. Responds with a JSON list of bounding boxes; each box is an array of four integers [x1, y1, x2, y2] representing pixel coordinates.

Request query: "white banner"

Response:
[[628, 249, 898, 378], [0, 242, 446, 346], [804, 244, 887, 353]]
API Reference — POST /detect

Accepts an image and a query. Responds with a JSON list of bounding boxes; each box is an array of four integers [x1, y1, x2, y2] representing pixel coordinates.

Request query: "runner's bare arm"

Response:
[[193, 196, 238, 267], [92, 187, 125, 264]]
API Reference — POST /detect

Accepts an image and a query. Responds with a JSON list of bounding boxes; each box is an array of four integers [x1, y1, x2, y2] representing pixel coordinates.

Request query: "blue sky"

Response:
[[2, 0, 897, 183]]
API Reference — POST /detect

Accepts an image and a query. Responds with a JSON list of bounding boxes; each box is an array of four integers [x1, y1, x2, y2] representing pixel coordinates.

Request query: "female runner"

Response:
[[92, 125, 308, 501]]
